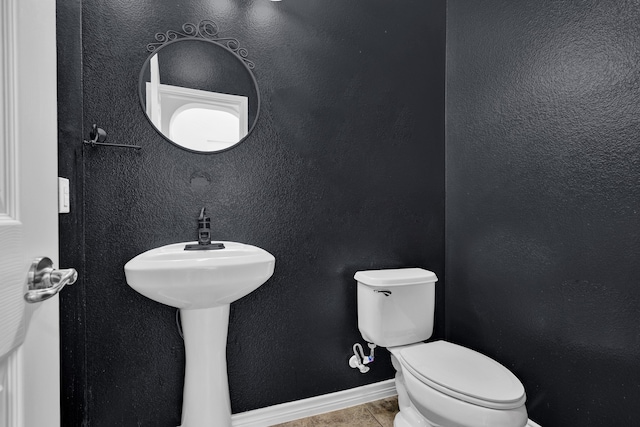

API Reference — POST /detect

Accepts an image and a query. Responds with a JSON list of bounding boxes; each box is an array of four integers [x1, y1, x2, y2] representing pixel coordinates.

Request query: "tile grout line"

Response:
[[363, 406, 385, 427]]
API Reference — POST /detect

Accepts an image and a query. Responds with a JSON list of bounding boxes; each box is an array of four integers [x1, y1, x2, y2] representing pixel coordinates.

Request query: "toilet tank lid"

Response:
[[354, 268, 437, 287]]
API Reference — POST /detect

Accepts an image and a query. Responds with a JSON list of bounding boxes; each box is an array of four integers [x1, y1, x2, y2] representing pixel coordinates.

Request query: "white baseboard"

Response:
[[231, 378, 542, 427], [231, 379, 397, 427]]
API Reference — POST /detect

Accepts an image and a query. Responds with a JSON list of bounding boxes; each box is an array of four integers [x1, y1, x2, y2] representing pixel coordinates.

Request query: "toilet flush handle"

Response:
[[374, 289, 392, 296]]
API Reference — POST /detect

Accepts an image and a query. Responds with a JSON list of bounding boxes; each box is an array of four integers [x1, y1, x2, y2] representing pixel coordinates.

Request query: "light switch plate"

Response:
[[58, 177, 70, 214]]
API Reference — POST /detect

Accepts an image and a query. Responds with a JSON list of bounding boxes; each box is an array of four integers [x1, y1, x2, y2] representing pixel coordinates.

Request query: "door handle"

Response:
[[24, 257, 78, 303]]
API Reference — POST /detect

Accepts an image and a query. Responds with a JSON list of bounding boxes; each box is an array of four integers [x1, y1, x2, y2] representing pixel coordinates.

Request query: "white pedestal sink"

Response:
[[124, 241, 275, 427]]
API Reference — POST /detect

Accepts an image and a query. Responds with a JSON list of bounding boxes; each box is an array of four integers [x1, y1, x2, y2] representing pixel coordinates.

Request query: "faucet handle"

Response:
[[184, 208, 224, 250], [197, 207, 212, 245]]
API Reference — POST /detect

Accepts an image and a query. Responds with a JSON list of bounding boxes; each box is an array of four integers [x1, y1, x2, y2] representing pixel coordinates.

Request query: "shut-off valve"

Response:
[[349, 342, 376, 373]]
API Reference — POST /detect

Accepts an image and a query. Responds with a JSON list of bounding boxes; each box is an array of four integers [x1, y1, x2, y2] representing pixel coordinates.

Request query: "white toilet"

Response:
[[355, 268, 528, 427]]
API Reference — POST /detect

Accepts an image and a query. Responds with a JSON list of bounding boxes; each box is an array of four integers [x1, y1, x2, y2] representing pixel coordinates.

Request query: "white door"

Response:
[[0, 0, 62, 426]]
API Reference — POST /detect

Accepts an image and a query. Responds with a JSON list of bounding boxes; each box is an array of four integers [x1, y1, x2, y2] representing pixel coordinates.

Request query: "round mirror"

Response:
[[139, 31, 260, 153]]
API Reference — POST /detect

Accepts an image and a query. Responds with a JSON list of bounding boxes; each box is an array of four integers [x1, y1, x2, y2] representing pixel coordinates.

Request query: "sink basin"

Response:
[[124, 241, 275, 427], [124, 241, 275, 309]]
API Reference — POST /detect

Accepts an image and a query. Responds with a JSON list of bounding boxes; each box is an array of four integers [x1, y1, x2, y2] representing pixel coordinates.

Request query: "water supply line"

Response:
[[349, 342, 376, 373]]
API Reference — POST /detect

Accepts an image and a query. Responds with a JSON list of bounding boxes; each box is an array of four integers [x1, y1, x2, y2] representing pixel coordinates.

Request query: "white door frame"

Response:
[[0, 0, 60, 425]]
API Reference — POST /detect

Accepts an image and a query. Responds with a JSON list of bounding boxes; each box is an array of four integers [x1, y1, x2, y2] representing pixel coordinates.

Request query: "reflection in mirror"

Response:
[[171, 107, 245, 149], [139, 21, 260, 153]]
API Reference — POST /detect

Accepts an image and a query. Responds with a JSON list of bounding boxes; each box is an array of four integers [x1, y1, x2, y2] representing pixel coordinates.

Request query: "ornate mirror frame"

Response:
[[139, 20, 261, 153]]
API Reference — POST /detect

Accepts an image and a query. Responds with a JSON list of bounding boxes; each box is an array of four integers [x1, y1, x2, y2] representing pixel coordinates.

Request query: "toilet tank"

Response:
[[355, 268, 438, 348]]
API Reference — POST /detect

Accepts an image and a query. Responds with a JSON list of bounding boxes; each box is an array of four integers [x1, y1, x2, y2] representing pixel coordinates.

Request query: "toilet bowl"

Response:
[[390, 342, 527, 427], [354, 268, 528, 427]]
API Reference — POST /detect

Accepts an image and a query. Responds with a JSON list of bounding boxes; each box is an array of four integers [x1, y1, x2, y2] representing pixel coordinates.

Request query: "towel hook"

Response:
[[83, 124, 142, 150]]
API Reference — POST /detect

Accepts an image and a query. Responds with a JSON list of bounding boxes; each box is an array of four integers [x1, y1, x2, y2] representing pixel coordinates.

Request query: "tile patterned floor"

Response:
[[272, 396, 399, 427]]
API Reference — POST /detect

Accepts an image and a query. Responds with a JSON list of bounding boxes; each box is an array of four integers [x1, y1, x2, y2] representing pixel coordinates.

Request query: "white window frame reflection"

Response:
[[170, 104, 242, 152], [145, 54, 248, 152]]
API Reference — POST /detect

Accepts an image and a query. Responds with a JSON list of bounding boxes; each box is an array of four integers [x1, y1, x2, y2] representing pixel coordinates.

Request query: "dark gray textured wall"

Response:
[[58, 1, 445, 425], [56, 0, 87, 424], [446, 1, 640, 425]]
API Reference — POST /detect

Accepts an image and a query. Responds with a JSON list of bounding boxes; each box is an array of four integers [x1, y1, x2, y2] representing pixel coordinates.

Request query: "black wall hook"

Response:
[[83, 124, 142, 150]]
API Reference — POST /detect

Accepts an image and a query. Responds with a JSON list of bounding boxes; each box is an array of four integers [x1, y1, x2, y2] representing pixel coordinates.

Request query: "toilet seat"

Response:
[[397, 341, 526, 410]]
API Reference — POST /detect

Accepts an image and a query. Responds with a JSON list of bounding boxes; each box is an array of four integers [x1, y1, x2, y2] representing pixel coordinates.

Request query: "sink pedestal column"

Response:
[[178, 305, 231, 427]]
